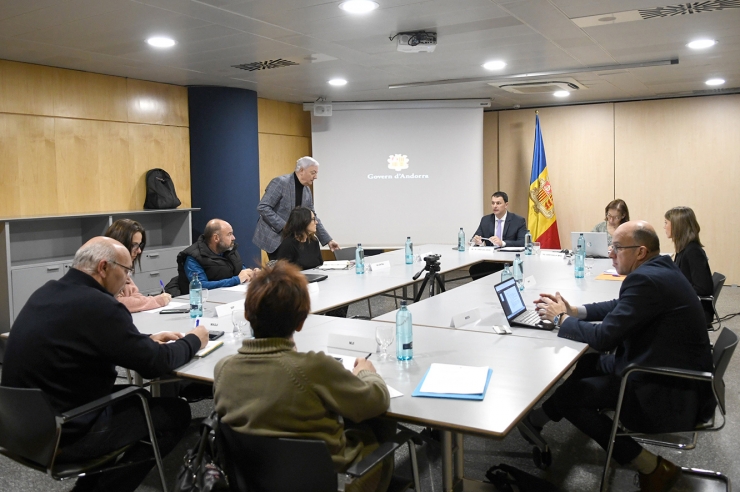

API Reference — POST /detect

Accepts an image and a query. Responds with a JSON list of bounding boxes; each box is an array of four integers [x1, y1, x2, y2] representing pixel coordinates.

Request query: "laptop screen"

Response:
[[494, 278, 526, 320]]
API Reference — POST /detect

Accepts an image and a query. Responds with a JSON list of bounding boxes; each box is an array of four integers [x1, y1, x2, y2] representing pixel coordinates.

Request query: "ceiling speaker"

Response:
[[313, 104, 332, 117]]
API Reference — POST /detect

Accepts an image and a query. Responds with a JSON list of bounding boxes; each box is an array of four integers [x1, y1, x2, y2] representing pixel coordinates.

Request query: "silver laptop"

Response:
[[570, 232, 609, 258], [494, 278, 553, 330]]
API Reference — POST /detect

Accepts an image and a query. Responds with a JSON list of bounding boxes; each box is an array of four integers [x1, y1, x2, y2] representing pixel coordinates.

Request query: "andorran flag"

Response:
[[527, 114, 561, 249]]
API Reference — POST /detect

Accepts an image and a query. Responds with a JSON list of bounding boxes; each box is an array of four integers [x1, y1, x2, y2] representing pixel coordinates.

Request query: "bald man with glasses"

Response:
[[525, 221, 715, 491]]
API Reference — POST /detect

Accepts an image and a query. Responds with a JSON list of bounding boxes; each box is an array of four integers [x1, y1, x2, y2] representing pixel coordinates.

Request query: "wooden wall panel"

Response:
[[127, 79, 188, 127], [615, 95, 740, 282], [0, 114, 57, 216], [54, 119, 131, 213], [52, 69, 128, 121], [0, 60, 55, 116], [257, 133, 311, 195], [129, 124, 192, 209], [258, 98, 311, 137], [482, 112, 498, 214], [0, 60, 190, 218], [498, 104, 614, 247]]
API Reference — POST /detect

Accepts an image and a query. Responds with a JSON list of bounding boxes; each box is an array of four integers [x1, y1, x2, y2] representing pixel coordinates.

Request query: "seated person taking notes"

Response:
[[175, 219, 258, 294], [527, 221, 714, 491], [1, 237, 208, 492], [214, 261, 394, 492], [275, 206, 323, 270]]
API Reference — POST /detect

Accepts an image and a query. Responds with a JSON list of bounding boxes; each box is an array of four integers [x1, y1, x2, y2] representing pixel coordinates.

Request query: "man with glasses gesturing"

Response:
[[524, 221, 715, 492]]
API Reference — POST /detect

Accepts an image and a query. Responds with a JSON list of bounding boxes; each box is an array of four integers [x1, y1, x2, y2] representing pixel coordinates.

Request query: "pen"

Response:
[[160, 280, 165, 293], [365, 352, 372, 360], [195, 319, 200, 328]]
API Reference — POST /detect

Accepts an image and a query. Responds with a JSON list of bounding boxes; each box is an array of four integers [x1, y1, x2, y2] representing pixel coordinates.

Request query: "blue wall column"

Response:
[[188, 86, 261, 267]]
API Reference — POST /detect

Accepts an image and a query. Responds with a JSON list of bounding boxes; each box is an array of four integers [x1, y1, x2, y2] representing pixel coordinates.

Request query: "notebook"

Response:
[[493, 278, 553, 330], [570, 232, 609, 258], [302, 273, 328, 283]]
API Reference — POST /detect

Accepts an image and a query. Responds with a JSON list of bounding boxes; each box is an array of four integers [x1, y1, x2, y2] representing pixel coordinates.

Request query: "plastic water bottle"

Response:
[[405, 237, 413, 264], [500, 264, 513, 283], [575, 244, 585, 279], [524, 230, 533, 255], [577, 233, 586, 257], [513, 253, 524, 291], [189, 273, 203, 318], [458, 228, 465, 252], [396, 301, 413, 361], [355, 243, 365, 274]]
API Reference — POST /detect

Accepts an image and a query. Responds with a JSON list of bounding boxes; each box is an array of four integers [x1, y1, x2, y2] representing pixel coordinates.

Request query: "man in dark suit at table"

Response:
[[2, 237, 208, 492], [529, 221, 715, 491], [253, 156, 340, 260], [469, 191, 527, 279]]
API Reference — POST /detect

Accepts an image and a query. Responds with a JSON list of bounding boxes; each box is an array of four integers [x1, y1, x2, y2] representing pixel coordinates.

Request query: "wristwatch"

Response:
[[553, 312, 566, 327]]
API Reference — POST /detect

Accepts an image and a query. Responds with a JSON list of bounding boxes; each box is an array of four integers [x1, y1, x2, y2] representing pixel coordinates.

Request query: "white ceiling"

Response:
[[0, 0, 738, 109]]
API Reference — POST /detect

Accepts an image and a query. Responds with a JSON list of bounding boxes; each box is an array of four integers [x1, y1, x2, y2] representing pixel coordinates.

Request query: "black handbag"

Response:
[[485, 463, 561, 492], [173, 412, 229, 492]]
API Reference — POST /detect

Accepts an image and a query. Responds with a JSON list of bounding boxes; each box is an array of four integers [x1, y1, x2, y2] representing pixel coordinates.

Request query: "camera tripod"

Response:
[[413, 257, 446, 303]]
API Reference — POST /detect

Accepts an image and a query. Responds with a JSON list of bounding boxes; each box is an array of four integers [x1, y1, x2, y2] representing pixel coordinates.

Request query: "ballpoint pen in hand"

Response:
[[365, 352, 373, 360], [160, 280, 166, 293]]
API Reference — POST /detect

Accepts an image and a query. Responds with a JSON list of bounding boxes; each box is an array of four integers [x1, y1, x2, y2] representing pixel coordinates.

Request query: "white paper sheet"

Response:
[[419, 363, 490, 394], [142, 301, 188, 314], [222, 284, 248, 292]]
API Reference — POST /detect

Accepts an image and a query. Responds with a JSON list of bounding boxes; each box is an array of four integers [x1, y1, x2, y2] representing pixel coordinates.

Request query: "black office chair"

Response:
[[600, 327, 738, 491], [699, 272, 725, 331], [0, 385, 168, 491], [216, 419, 423, 492]]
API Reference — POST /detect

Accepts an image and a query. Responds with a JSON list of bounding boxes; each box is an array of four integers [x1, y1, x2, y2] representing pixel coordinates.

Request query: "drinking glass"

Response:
[[585, 258, 595, 276], [375, 326, 395, 361], [532, 242, 541, 255], [201, 289, 209, 302], [231, 309, 248, 338]]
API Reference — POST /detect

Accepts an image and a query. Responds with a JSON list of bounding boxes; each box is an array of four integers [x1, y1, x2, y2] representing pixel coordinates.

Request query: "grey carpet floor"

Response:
[[1, 270, 737, 491]]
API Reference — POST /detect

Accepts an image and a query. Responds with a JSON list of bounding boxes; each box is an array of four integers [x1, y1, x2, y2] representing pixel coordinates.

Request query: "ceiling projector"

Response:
[[395, 31, 437, 53]]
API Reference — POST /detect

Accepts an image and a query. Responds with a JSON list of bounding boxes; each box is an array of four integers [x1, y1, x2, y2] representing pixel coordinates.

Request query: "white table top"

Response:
[[132, 314, 587, 438], [373, 255, 620, 338]]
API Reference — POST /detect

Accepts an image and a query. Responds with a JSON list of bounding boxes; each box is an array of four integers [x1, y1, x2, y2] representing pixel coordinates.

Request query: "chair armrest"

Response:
[[60, 386, 148, 423], [698, 296, 714, 302], [344, 441, 399, 478], [620, 363, 713, 383]]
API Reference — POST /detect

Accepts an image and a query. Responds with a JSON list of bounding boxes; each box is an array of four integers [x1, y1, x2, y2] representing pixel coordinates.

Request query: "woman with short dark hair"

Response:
[[592, 199, 630, 245], [664, 206, 714, 326], [214, 261, 393, 492], [104, 219, 171, 312]]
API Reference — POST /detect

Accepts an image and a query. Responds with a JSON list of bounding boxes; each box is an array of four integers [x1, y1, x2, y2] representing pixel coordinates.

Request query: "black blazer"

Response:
[[675, 240, 713, 325], [473, 212, 527, 247], [558, 255, 715, 433]]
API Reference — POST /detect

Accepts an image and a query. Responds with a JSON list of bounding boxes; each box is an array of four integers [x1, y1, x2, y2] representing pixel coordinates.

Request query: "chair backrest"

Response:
[[217, 422, 337, 492], [333, 247, 357, 262], [711, 327, 738, 414], [711, 272, 726, 308], [0, 386, 60, 468]]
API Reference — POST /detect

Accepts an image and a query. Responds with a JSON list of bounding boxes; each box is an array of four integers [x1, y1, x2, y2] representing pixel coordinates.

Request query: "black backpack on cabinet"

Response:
[[144, 168, 182, 209]]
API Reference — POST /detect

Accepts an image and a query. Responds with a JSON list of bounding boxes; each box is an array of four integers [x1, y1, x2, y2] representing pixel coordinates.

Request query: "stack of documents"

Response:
[[317, 261, 351, 270], [195, 340, 223, 358], [412, 363, 492, 400]]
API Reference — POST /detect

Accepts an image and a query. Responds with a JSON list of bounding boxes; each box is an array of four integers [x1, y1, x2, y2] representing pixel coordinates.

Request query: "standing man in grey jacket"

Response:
[[253, 156, 340, 260]]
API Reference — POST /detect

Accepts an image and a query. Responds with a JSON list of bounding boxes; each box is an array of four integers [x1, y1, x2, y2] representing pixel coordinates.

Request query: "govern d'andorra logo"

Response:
[[367, 154, 430, 180]]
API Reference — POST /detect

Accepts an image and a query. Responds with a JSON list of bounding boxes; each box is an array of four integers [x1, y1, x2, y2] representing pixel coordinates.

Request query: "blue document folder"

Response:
[[411, 367, 493, 400]]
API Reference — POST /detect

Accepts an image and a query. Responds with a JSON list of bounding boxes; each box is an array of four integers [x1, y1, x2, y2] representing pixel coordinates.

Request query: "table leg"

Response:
[[440, 430, 496, 491]]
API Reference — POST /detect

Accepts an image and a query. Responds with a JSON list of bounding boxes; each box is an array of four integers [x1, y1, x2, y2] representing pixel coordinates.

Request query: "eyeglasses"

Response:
[[606, 214, 622, 220], [131, 242, 143, 252], [608, 245, 641, 255], [310, 216, 318, 223], [110, 260, 135, 277]]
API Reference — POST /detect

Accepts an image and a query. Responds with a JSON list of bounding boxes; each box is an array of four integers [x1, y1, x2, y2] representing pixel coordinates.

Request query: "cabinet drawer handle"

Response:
[[147, 253, 160, 258], [47, 266, 60, 272], [149, 271, 160, 277]]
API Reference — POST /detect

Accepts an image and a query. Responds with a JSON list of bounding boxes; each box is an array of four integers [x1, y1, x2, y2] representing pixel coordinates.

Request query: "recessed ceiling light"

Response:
[[553, 91, 570, 97], [482, 60, 506, 71], [147, 36, 176, 48], [706, 78, 725, 86], [338, 0, 379, 14], [328, 78, 347, 86], [687, 39, 716, 50]]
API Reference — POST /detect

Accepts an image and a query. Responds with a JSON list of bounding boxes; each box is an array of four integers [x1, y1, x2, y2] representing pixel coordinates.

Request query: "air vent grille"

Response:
[[639, 0, 740, 19], [231, 59, 299, 71]]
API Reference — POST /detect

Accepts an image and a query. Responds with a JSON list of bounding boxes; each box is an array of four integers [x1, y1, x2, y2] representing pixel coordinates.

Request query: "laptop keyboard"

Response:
[[516, 310, 541, 325]]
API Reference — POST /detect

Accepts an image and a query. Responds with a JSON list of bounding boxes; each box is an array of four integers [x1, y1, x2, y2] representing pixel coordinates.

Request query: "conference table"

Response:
[[132, 245, 626, 490], [132, 311, 588, 492]]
